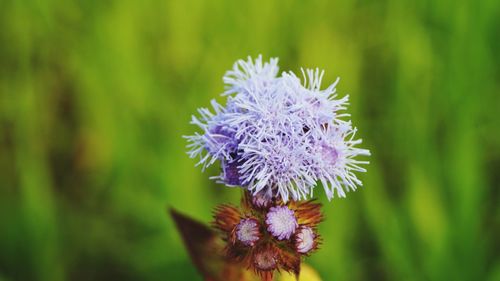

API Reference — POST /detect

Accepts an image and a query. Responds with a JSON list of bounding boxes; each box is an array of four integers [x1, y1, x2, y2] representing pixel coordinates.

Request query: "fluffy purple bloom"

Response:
[[185, 55, 370, 202]]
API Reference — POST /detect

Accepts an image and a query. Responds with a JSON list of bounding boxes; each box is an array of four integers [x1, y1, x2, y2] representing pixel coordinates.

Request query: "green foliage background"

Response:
[[0, 0, 499, 280]]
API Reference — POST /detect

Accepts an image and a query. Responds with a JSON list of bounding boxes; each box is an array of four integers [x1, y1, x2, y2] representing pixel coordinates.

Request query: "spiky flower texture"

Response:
[[186, 55, 370, 279], [266, 206, 298, 240], [186, 55, 370, 202], [213, 192, 323, 280]]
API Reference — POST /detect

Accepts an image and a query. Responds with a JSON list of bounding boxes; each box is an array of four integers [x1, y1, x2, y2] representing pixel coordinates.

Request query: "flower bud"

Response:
[[266, 206, 298, 240], [253, 247, 278, 271], [236, 218, 260, 246], [295, 226, 316, 254]]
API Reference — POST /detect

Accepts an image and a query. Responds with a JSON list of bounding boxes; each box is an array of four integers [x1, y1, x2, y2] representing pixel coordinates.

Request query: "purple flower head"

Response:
[[185, 55, 370, 202], [313, 122, 370, 199], [265, 206, 298, 240], [236, 218, 261, 246]]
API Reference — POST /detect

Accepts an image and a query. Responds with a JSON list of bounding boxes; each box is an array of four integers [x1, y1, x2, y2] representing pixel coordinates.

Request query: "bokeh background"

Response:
[[1, 0, 499, 280]]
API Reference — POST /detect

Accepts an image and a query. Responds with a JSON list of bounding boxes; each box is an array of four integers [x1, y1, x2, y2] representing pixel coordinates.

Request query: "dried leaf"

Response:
[[169, 208, 261, 281]]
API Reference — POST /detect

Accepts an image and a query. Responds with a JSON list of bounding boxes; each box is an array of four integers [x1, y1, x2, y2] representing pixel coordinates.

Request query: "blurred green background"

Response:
[[1, 0, 499, 280]]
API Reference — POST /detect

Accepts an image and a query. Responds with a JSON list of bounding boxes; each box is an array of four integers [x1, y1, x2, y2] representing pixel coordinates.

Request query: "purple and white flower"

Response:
[[186, 55, 370, 202], [266, 206, 298, 240], [236, 218, 261, 246]]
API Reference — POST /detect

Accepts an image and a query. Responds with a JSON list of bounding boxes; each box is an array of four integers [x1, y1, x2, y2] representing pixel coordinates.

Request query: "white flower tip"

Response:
[[236, 218, 261, 246], [266, 206, 298, 240], [296, 227, 316, 254]]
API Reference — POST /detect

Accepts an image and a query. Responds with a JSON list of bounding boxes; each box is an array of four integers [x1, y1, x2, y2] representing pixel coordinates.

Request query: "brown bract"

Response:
[[212, 191, 323, 280]]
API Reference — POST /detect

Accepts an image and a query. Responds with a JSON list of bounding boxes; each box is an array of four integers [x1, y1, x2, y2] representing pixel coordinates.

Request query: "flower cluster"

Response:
[[213, 192, 322, 279], [186, 55, 370, 202]]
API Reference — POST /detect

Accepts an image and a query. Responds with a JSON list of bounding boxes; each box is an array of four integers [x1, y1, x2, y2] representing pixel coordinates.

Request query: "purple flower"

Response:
[[266, 206, 298, 240], [236, 218, 261, 246], [185, 55, 370, 202], [313, 122, 370, 199]]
